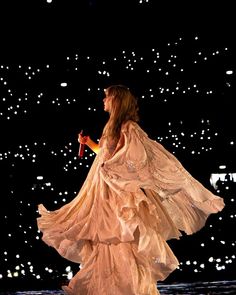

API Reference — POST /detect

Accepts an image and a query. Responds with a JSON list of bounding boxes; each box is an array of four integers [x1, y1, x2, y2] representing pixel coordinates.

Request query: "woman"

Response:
[[37, 85, 225, 295]]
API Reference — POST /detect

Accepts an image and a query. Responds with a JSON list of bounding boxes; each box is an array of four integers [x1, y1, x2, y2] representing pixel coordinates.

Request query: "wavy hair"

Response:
[[102, 84, 140, 141]]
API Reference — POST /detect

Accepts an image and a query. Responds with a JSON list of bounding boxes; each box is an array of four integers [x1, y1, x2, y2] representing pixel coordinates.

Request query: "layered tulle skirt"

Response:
[[38, 159, 180, 294], [37, 121, 225, 294]]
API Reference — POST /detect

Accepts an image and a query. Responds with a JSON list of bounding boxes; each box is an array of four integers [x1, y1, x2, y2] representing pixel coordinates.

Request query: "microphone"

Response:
[[78, 130, 85, 158]]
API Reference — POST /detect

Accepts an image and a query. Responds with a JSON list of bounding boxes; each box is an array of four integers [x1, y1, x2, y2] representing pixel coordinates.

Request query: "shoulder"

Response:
[[121, 120, 139, 131], [121, 120, 148, 138]]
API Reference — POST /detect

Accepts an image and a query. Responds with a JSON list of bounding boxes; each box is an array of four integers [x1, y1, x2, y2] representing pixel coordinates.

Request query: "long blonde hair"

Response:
[[102, 85, 140, 141]]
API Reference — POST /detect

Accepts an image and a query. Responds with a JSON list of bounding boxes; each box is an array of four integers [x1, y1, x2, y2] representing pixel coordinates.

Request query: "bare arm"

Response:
[[86, 137, 100, 154]]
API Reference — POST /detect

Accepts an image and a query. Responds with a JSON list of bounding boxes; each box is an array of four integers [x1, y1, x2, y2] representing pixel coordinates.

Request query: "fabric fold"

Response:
[[37, 120, 225, 294]]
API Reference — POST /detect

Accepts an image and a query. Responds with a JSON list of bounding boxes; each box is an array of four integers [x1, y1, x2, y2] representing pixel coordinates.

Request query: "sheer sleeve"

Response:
[[99, 120, 225, 234]]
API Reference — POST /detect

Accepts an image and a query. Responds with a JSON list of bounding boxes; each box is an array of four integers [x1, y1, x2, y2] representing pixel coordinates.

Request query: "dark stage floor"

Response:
[[1, 280, 236, 294]]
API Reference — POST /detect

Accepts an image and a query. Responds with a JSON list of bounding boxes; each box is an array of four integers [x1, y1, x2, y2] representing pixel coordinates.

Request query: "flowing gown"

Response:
[[37, 120, 225, 295]]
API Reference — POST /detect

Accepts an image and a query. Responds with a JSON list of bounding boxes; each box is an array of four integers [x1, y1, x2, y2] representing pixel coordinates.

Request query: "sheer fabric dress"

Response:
[[37, 120, 225, 295]]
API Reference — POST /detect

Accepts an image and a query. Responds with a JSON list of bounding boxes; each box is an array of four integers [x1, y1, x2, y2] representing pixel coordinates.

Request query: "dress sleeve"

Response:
[[100, 120, 186, 193], [99, 121, 225, 234]]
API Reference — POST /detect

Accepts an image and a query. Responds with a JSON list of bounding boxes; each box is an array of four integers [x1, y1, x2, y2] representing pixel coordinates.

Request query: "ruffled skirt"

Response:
[[37, 147, 224, 294], [37, 160, 182, 294]]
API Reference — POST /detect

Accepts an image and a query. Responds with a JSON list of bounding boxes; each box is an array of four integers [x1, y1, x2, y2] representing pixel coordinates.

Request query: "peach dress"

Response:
[[37, 120, 225, 295]]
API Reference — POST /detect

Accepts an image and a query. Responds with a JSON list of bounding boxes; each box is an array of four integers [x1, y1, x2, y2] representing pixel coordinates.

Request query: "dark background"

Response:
[[0, 0, 235, 292]]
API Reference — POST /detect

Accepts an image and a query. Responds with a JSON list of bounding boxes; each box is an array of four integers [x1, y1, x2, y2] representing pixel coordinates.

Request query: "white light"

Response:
[[67, 271, 73, 280], [61, 82, 67, 87], [226, 70, 233, 75]]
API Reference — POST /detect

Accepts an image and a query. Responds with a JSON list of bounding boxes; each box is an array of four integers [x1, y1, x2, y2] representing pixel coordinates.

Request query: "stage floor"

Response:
[[1, 280, 236, 294]]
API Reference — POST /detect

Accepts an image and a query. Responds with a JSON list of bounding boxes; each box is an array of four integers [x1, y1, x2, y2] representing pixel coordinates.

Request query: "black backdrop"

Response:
[[0, 0, 235, 292]]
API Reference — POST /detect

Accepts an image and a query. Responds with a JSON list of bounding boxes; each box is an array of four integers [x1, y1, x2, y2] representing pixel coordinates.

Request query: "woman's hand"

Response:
[[78, 132, 90, 145], [78, 131, 100, 154]]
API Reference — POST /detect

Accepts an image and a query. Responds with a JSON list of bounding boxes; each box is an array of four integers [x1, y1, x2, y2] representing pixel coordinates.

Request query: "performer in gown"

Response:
[[37, 84, 225, 295]]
